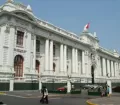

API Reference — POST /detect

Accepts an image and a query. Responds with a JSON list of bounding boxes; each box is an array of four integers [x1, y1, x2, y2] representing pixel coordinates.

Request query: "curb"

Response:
[[86, 100, 98, 105], [0, 92, 6, 95]]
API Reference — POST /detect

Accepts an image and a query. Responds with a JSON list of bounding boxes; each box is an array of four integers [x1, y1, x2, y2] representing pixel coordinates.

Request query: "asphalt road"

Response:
[[0, 90, 98, 105], [0, 94, 87, 105]]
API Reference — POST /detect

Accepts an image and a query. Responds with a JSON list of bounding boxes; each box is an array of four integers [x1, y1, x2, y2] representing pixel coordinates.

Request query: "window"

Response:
[[67, 48, 69, 60], [53, 63, 56, 72], [36, 40, 40, 52], [67, 65, 68, 71], [53, 45, 55, 57], [16, 31, 24, 46], [100, 57, 103, 76]]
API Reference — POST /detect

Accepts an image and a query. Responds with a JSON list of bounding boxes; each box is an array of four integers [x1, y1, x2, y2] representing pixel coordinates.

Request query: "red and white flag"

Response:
[[84, 23, 90, 31]]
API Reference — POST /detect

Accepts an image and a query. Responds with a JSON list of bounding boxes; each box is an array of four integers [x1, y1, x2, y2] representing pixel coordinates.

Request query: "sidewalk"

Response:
[[87, 93, 120, 105]]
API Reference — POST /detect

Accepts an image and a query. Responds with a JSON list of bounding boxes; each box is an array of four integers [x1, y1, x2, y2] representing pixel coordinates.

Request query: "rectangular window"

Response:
[[36, 40, 40, 52], [53, 45, 55, 57], [67, 48, 69, 60], [16, 31, 24, 46]]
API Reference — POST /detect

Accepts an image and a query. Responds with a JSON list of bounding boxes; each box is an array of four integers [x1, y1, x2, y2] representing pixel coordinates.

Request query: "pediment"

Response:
[[12, 10, 36, 22]]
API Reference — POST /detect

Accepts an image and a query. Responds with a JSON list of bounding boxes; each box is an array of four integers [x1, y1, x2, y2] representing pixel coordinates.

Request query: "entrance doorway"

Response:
[[14, 55, 24, 77], [91, 65, 94, 84], [36, 60, 40, 73]]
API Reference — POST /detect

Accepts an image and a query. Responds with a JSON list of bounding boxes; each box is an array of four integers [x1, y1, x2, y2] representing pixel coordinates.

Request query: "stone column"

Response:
[[114, 62, 117, 77], [98, 56, 101, 76], [75, 49, 78, 73], [33, 35, 36, 70], [49, 40, 53, 71], [8, 27, 15, 68], [39, 79, 42, 91], [107, 59, 110, 77], [116, 63, 119, 77], [111, 61, 114, 77], [63, 45, 67, 72], [72, 48, 75, 73], [67, 80, 71, 93], [45, 39, 49, 70], [102, 58, 106, 76], [82, 51, 85, 74], [60, 44, 64, 71], [9, 79, 14, 91], [107, 80, 112, 94]]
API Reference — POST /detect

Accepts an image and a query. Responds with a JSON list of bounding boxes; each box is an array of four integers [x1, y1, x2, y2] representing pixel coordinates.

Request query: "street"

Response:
[[0, 91, 94, 105]]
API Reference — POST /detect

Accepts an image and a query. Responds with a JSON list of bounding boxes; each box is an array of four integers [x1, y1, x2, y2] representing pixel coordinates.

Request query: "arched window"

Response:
[[36, 60, 40, 73], [53, 63, 56, 72], [14, 55, 24, 77]]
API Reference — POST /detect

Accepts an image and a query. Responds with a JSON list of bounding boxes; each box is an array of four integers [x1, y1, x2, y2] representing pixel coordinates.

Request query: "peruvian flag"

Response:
[[84, 23, 90, 31], [85, 23, 90, 29]]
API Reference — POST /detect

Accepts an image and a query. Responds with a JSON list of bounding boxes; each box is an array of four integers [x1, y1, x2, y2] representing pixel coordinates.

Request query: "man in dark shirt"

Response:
[[40, 86, 45, 104]]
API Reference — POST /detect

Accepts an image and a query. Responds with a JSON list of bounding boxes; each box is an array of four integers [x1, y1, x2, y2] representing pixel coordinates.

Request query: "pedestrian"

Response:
[[107, 86, 110, 97], [44, 87, 49, 104], [40, 86, 45, 104], [101, 87, 105, 97]]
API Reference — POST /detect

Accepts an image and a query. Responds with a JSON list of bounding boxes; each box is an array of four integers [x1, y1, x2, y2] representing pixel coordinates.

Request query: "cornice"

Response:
[[0, 11, 91, 48], [97, 48, 119, 60]]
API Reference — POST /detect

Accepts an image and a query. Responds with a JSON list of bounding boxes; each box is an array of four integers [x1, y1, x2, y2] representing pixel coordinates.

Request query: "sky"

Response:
[[0, 0, 119, 53]]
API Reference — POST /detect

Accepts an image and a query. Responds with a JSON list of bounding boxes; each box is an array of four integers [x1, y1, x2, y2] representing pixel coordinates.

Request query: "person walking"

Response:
[[107, 86, 110, 97], [40, 86, 45, 104], [101, 87, 105, 97], [44, 87, 49, 104]]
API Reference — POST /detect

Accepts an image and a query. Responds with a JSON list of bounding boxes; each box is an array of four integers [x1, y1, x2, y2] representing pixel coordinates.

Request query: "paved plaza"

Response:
[[0, 91, 120, 105], [0, 91, 97, 105], [87, 93, 120, 105]]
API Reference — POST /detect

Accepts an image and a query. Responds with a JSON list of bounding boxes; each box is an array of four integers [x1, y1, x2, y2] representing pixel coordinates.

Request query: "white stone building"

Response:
[[0, 0, 120, 91]]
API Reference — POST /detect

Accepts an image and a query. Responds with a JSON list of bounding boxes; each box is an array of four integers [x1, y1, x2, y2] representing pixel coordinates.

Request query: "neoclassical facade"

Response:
[[0, 0, 120, 88]]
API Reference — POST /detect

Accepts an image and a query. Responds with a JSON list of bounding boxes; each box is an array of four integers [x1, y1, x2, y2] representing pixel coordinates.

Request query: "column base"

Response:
[[9, 79, 14, 91], [39, 80, 42, 91], [67, 80, 71, 93]]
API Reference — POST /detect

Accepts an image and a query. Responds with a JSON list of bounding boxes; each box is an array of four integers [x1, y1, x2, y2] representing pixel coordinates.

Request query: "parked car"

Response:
[[82, 84, 102, 89], [57, 86, 67, 91], [82, 84, 92, 89], [57, 85, 75, 91]]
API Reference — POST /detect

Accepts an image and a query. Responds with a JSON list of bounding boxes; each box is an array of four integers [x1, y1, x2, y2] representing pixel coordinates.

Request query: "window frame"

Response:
[[16, 30, 24, 47], [36, 40, 40, 52]]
